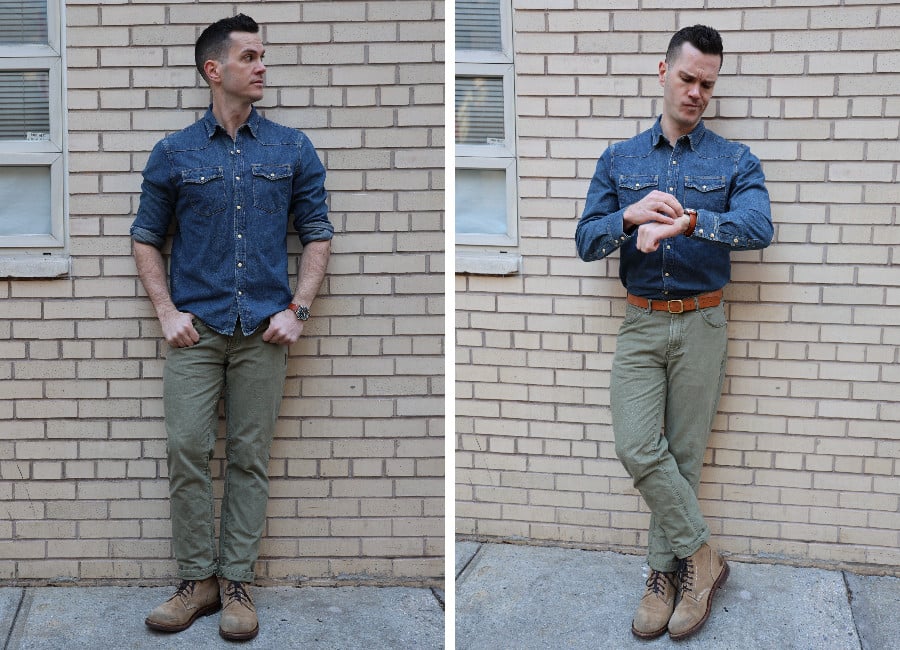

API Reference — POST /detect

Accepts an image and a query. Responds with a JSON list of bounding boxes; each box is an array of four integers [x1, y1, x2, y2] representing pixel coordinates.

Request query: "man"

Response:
[[575, 25, 773, 640], [131, 14, 332, 641]]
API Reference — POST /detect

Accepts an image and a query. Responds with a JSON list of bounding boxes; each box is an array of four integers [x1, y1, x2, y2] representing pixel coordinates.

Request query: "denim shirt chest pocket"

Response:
[[684, 175, 727, 212], [617, 174, 659, 205], [251, 163, 293, 214], [181, 166, 226, 216]]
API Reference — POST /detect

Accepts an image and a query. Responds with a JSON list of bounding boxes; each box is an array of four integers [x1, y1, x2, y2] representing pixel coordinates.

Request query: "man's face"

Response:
[[659, 42, 720, 135], [215, 31, 266, 104]]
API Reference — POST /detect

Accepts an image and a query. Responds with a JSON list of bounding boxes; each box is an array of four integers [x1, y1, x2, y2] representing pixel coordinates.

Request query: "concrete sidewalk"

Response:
[[1, 583, 444, 649], [456, 541, 900, 650]]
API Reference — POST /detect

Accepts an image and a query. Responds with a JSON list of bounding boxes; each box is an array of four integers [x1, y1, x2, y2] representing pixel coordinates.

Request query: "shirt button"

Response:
[[237, 262, 243, 268], [668, 187, 674, 192], [236, 149, 241, 154], [235, 176, 240, 181], [236, 205, 242, 210], [672, 160, 677, 165], [710, 233, 716, 239], [702, 185, 707, 190], [237, 233, 243, 239], [238, 291, 243, 296], [665, 272, 670, 277]]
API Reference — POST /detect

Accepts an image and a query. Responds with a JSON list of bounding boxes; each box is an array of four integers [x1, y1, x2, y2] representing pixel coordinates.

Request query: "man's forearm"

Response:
[[291, 239, 331, 308], [133, 240, 177, 318]]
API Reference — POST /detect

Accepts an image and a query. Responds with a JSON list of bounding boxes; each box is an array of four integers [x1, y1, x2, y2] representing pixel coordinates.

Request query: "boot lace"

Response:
[[169, 579, 196, 603], [645, 569, 676, 596], [677, 557, 695, 594], [224, 581, 253, 609]]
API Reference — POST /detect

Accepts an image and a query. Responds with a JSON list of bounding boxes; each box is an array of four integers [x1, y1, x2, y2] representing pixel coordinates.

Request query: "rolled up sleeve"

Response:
[[131, 141, 175, 249], [291, 134, 333, 245]]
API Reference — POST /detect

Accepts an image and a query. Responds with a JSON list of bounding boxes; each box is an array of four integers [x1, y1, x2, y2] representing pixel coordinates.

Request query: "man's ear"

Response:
[[658, 60, 667, 87], [203, 59, 220, 84]]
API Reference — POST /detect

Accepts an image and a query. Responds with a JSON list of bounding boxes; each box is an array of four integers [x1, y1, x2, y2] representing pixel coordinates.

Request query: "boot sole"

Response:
[[668, 560, 730, 641], [631, 622, 669, 640], [145, 600, 222, 633], [219, 623, 259, 641]]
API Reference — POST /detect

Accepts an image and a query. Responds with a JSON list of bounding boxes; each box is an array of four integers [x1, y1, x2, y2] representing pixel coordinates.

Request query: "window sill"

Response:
[[455, 250, 521, 276], [0, 255, 70, 278]]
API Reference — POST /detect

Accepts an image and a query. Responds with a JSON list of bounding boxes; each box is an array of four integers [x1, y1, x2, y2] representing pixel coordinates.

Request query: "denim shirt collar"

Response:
[[650, 115, 707, 151], [200, 104, 261, 140]]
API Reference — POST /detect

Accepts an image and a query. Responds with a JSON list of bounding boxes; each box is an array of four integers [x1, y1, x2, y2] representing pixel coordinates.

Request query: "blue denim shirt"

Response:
[[131, 106, 333, 335], [576, 117, 773, 300]]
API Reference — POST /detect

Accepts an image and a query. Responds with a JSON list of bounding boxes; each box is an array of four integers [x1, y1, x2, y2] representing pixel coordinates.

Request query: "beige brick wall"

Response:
[[456, 2, 900, 575], [1, 1, 444, 585]]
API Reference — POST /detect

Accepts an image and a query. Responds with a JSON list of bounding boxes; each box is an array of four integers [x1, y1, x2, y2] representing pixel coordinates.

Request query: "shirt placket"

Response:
[[661, 145, 682, 296], [231, 134, 247, 318]]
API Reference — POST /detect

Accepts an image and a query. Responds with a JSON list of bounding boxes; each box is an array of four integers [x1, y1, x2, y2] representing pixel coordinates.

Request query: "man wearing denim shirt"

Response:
[[576, 26, 773, 641], [131, 14, 332, 642]]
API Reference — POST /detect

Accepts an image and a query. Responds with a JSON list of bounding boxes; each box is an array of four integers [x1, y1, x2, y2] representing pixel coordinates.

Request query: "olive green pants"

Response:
[[163, 319, 287, 583], [610, 301, 728, 573]]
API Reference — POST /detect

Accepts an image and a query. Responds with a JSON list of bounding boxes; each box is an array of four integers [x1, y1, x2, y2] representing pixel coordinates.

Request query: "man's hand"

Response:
[[636, 216, 691, 253], [159, 309, 199, 348], [262, 309, 304, 345], [623, 190, 683, 231]]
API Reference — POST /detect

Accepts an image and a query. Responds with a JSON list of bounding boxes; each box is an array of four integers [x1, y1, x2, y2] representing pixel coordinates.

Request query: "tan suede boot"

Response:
[[145, 577, 221, 632], [668, 543, 729, 640], [219, 580, 259, 641], [631, 569, 678, 639]]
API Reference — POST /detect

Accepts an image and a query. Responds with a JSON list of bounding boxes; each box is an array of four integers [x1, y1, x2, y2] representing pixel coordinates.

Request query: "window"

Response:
[[0, 0, 68, 276], [455, 0, 518, 268]]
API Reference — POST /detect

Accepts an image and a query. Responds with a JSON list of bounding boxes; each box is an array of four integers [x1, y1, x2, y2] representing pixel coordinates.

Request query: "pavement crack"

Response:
[[3, 588, 26, 650], [841, 571, 864, 650], [456, 542, 482, 580], [429, 586, 445, 610]]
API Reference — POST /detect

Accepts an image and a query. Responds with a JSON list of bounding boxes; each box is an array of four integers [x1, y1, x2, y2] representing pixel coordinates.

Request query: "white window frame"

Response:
[[0, 1, 69, 276], [455, 0, 519, 262]]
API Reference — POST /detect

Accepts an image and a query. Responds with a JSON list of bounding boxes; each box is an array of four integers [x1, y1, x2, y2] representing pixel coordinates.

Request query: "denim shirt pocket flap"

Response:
[[618, 174, 658, 191], [181, 167, 224, 185], [684, 176, 727, 193], [251, 164, 293, 182]]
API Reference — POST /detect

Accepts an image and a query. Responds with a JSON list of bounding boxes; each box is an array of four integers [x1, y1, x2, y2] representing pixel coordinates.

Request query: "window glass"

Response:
[[456, 168, 507, 236], [0, 0, 48, 45], [0, 70, 50, 140], [0, 166, 51, 236], [456, 76, 505, 146], [455, 0, 501, 51]]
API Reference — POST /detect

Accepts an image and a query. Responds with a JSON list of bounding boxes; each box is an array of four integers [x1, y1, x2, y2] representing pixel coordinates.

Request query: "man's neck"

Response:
[[660, 115, 697, 147], [211, 99, 253, 140]]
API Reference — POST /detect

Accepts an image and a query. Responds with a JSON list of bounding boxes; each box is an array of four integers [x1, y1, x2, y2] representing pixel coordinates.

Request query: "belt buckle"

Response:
[[667, 299, 684, 314]]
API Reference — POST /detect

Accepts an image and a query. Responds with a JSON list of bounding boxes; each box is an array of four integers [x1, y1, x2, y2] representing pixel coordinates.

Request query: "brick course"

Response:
[[456, 2, 900, 575]]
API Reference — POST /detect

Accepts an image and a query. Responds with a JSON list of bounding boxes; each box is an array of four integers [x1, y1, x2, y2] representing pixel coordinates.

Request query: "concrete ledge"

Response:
[[0, 256, 70, 278], [455, 251, 521, 275]]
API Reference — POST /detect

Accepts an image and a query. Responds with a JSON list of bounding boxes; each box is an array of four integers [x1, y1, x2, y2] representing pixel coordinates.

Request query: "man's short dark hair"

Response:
[[195, 14, 259, 82], [666, 25, 724, 69]]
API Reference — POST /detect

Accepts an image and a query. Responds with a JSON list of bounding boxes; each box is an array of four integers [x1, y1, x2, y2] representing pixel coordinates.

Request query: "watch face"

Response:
[[295, 306, 310, 321]]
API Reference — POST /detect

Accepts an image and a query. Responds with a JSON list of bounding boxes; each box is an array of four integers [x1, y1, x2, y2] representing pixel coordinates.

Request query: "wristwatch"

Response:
[[288, 302, 310, 321]]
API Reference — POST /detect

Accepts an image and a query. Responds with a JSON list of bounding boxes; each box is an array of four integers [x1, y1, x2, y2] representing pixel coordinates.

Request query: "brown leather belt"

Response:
[[626, 289, 723, 314]]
